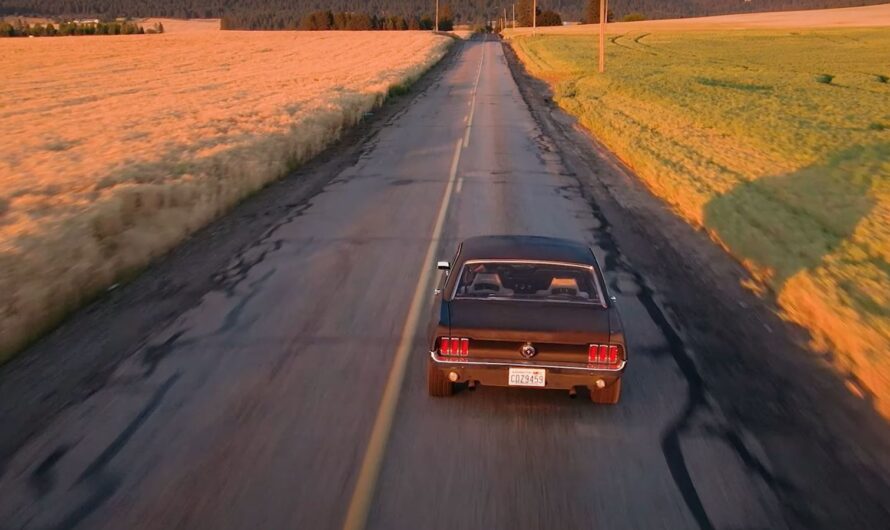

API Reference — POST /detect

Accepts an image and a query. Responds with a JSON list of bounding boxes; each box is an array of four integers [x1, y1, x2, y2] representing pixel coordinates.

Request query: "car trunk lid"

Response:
[[447, 299, 610, 363]]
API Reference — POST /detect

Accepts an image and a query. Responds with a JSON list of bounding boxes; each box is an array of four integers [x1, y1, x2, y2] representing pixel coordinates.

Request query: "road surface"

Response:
[[0, 37, 830, 530]]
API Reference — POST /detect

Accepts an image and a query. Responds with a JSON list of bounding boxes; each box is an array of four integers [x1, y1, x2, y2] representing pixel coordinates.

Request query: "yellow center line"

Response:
[[340, 137, 463, 530], [463, 43, 485, 148]]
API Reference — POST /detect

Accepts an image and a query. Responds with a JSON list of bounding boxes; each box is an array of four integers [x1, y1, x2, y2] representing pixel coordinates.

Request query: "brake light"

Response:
[[439, 337, 470, 357], [588, 343, 622, 367]]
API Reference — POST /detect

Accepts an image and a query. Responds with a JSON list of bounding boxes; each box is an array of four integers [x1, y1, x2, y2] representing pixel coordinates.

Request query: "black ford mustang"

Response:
[[427, 235, 627, 403]]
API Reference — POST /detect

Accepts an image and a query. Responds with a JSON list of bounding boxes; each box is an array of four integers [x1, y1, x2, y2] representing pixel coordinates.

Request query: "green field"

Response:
[[512, 29, 889, 413]]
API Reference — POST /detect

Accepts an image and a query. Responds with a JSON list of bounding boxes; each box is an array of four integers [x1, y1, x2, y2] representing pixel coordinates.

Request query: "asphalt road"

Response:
[[0, 37, 806, 530]]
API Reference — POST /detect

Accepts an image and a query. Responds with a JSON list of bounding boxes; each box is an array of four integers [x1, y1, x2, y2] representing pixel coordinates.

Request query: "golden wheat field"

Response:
[[510, 8, 890, 414], [0, 28, 450, 360], [505, 3, 890, 35]]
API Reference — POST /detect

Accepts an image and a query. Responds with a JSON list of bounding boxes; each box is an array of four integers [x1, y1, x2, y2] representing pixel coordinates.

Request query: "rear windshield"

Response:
[[452, 260, 604, 305]]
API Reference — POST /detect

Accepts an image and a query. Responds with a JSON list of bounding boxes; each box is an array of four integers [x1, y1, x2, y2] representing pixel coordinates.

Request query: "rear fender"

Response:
[[428, 300, 451, 352], [608, 308, 628, 361]]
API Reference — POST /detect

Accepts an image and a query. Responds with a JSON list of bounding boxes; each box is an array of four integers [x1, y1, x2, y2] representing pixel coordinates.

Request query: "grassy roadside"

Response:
[[510, 29, 889, 415], [0, 32, 451, 365]]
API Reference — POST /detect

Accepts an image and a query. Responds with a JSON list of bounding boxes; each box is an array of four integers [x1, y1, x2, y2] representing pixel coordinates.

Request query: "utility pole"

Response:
[[435, 0, 439, 32], [532, 0, 536, 36], [598, 0, 607, 72], [504, 7, 507, 32], [512, 4, 515, 29]]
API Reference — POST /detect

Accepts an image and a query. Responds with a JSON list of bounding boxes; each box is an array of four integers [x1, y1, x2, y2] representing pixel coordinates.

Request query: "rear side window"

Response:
[[452, 261, 604, 305]]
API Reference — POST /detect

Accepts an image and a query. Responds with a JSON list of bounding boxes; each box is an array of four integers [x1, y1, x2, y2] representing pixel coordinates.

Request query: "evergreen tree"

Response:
[[438, 4, 454, 31], [333, 11, 347, 29], [516, 0, 540, 27], [537, 9, 561, 26], [584, 0, 601, 24]]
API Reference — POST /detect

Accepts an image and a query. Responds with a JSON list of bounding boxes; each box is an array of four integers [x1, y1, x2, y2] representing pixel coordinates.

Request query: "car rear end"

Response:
[[427, 255, 627, 403], [430, 300, 626, 394]]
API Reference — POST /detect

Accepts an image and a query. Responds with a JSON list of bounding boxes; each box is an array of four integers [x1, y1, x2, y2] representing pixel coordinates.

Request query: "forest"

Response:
[[1, 0, 885, 28], [0, 19, 158, 36]]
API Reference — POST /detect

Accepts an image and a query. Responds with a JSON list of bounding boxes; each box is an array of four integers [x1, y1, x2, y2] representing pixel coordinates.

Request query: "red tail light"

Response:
[[588, 343, 623, 367], [608, 345, 619, 365], [439, 337, 470, 357]]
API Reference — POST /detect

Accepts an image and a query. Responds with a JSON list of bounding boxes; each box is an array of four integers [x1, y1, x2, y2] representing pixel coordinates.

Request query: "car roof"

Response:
[[458, 235, 596, 266]]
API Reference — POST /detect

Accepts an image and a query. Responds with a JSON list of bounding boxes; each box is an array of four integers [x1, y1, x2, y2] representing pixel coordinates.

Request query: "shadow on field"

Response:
[[704, 143, 883, 286]]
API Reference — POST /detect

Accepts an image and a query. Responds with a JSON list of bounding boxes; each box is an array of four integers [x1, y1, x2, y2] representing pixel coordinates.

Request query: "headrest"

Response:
[[549, 277, 580, 295], [472, 273, 502, 291]]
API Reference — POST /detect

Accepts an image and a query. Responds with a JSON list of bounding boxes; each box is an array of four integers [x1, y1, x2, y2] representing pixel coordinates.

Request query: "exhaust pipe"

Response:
[[468, 380, 477, 391], [568, 388, 577, 399]]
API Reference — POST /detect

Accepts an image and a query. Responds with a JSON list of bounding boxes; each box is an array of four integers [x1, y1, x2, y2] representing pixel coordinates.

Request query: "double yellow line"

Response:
[[340, 42, 486, 530]]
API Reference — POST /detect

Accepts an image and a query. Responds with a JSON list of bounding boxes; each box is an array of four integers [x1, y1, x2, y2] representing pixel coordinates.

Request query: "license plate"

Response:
[[508, 368, 546, 387]]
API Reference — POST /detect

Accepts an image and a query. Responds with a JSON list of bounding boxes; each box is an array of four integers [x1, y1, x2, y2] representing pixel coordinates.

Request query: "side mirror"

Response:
[[437, 261, 451, 271]]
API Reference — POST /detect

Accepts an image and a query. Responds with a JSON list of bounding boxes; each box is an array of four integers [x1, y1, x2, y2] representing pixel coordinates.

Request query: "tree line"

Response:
[[221, 9, 449, 31], [0, 0, 581, 24], [0, 19, 161, 36], [580, 0, 888, 21], [1, 0, 886, 25], [513, 0, 563, 26]]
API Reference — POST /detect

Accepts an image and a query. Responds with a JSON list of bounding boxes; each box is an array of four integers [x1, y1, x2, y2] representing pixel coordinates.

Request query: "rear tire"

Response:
[[427, 360, 454, 397], [590, 379, 621, 404]]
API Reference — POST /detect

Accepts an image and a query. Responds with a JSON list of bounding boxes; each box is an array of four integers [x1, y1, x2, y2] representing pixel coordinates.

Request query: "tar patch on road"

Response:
[[45, 374, 181, 530]]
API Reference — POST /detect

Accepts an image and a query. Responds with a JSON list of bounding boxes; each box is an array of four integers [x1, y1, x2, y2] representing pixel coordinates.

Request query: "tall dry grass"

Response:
[[0, 29, 450, 361]]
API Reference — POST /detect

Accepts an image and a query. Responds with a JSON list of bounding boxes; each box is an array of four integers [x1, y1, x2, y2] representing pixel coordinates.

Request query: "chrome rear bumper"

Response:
[[429, 351, 625, 373], [429, 351, 625, 389]]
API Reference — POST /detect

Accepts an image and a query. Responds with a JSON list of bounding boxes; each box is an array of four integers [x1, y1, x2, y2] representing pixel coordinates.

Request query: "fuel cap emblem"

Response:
[[520, 342, 537, 358]]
